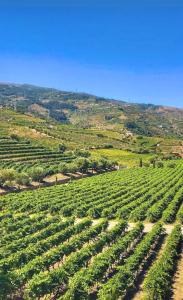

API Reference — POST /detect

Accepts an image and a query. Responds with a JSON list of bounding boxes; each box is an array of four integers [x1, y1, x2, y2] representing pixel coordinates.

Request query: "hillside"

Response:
[[0, 83, 183, 138], [0, 162, 183, 299], [0, 88, 183, 300]]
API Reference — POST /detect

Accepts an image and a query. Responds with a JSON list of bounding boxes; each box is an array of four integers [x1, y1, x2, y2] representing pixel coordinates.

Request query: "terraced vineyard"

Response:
[[0, 136, 75, 173], [0, 162, 183, 299]]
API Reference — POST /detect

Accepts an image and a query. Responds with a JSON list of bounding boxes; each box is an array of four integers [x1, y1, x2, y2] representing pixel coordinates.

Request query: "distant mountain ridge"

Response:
[[0, 83, 183, 138]]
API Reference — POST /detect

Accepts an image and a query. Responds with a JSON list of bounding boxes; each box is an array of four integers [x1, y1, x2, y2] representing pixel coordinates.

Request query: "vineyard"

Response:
[[0, 137, 75, 174], [0, 162, 183, 299]]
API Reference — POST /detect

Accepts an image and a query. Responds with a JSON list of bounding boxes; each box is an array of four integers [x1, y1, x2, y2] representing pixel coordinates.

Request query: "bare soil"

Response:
[[172, 244, 183, 300]]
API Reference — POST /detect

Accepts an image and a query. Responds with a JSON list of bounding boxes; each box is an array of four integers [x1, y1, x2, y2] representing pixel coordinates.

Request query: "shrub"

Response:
[[90, 159, 99, 172], [0, 169, 17, 186], [157, 161, 164, 168], [76, 158, 90, 173], [58, 163, 70, 175], [16, 172, 31, 186], [74, 149, 91, 158], [29, 167, 45, 182]]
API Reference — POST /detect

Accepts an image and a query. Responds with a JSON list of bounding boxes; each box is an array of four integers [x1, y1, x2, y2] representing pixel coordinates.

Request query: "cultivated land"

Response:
[[0, 162, 183, 299], [0, 83, 183, 300]]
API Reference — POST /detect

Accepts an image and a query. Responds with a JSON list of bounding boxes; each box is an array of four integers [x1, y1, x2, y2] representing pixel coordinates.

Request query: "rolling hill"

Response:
[[0, 83, 183, 138]]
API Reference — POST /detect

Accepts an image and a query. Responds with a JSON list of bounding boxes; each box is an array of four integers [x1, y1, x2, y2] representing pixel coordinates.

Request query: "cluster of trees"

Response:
[[58, 145, 117, 174], [0, 168, 47, 187], [0, 157, 116, 188], [58, 157, 116, 175], [0, 169, 31, 188], [139, 157, 176, 168]]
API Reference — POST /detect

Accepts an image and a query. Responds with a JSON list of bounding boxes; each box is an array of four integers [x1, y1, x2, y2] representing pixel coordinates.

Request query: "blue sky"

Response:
[[0, 0, 183, 107]]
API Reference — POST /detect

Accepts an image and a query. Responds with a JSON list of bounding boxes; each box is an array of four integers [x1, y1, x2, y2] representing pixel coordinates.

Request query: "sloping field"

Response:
[[0, 163, 183, 299], [0, 137, 75, 173]]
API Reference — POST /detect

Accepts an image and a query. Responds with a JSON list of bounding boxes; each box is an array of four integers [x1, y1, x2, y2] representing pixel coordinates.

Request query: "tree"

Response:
[[76, 158, 90, 174], [29, 167, 45, 182], [0, 169, 17, 186], [74, 149, 91, 158], [98, 158, 109, 170], [90, 159, 99, 172], [16, 172, 31, 186], [58, 163, 70, 175], [68, 163, 77, 173]]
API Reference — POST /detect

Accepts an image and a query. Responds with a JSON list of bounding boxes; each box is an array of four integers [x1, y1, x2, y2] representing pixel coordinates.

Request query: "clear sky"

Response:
[[0, 0, 183, 107]]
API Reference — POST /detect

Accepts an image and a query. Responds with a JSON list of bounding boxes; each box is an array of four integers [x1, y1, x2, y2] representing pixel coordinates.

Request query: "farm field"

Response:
[[91, 148, 154, 167], [0, 163, 183, 299], [0, 136, 76, 177]]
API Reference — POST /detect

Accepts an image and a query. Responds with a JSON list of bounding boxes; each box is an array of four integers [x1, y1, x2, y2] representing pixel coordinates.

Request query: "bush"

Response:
[[90, 159, 99, 172], [157, 161, 164, 168], [68, 163, 78, 173], [76, 158, 90, 173], [74, 149, 91, 158], [29, 167, 45, 182], [16, 172, 31, 186], [58, 163, 70, 175], [0, 169, 17, 186]]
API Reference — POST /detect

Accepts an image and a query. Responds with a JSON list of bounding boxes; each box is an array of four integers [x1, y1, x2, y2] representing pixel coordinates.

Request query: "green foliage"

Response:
[[0, 163, 183, 299], [16, 172, 31, 186], [167, 162, 176, 168], [0, 169, 17, 186], [0, 271, 15, 299], [28, 167, 45, 182], [74, 149, 91, 158], [156, 161, 164, 168], [144, 225, 182, 300], [98, 223, 164, 299], [75, 158, 90, 173], [58, 163, 70, 174]]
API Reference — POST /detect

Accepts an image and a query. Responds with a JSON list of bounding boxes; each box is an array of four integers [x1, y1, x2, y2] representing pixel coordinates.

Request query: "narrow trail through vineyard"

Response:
[[75, 219, 183, 234], [127, 222, 183, 234], [172, 244, 183, 300]]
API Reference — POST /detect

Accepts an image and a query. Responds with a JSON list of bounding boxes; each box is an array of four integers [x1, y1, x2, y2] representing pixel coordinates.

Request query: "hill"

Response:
[[0, 85, 183, 300], [0, 83, 183, 138]]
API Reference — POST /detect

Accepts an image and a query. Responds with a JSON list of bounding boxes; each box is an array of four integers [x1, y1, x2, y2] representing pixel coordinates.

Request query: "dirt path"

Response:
[[107, 220, 118, 230], [128, 222, 182, 234], [172, 244, 183, 300]]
